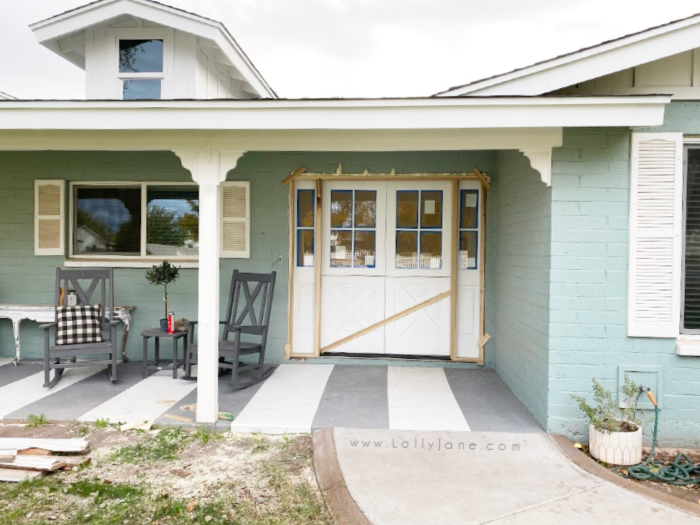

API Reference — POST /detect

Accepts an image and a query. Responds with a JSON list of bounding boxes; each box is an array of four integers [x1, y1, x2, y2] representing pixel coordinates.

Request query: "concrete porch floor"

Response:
[[0, 358, 542, 434]]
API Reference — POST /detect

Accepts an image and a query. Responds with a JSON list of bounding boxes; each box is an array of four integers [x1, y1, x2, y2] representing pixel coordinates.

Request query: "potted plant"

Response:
[[145, 260, 180, 332], [572, 375, 643, 466]]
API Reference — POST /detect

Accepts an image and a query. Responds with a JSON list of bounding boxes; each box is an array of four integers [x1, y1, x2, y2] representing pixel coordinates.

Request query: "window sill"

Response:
[[676, 337, 700, 356], [64, 259, 199, 269]]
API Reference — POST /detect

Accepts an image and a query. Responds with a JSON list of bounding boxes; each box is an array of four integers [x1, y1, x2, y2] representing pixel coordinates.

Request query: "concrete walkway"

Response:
[[316, 428, 700, 525]]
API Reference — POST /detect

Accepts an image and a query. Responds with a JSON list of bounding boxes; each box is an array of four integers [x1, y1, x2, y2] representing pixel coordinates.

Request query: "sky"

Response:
[[1, 0, 700, 99]]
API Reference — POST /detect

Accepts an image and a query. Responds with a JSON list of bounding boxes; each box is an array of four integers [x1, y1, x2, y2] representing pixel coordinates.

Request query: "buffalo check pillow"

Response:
[[56, 305, 103, 345]]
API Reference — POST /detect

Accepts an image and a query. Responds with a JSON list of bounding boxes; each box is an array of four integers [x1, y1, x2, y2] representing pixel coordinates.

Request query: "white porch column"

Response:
[[174, 148, 246, 424]]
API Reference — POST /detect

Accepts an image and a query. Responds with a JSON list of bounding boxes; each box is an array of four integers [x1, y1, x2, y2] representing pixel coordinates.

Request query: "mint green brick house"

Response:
[[0, 0, 698, 444]]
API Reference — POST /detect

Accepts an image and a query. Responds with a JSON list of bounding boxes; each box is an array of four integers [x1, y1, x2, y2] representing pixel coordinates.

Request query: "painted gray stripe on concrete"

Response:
[[157, 368, 272, 426], [0, 362, 41, 389], [6, 362, 147, 421], [312, 365, 389, 431], [444, 369, 542, 433]]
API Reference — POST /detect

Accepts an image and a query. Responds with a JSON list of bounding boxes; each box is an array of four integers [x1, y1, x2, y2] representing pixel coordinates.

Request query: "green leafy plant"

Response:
[[572, 375, 641, 433], [26, 414, 47, 428], [145, 260, 180, 320]]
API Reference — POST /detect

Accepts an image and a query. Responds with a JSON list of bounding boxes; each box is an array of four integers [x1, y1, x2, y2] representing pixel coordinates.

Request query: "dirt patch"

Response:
[[0, 423, 333, 525]]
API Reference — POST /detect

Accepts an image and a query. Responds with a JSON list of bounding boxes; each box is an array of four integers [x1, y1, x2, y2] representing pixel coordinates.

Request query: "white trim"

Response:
[[68, 180, 198, 261], [0, 96, 670, 131], [0, 128, 564, 154], [34, 180, 65, 256], [437, 13, 700, 96], [64, 258, 198, 268], [109, 28, 173, 99], [676, 337, 700, 356]]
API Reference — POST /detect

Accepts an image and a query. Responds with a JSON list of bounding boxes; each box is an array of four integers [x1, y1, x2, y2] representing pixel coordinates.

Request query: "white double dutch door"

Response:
[[292, 179, 483, 359]]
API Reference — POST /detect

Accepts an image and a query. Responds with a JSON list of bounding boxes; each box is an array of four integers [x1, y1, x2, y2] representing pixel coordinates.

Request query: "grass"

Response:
[[0, 431, 333, 525], [25, 414, 48, 428], [109, 427, 193, 463]]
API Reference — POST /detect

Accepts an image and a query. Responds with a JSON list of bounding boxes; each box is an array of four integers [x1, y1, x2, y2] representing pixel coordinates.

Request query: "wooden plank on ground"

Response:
[[17, 448, 52, 456], [0, 467, 43, 482], [0, 456, 66, 472], [0, 438, 88, 453]]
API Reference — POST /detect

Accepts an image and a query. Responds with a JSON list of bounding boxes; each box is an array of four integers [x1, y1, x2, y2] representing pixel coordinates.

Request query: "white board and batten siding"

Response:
[[34, 180, 65, 256], [628, 133, 684, 337]]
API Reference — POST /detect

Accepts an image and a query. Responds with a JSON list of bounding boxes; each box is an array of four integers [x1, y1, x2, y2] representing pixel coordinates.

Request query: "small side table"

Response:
[[141, 329, 188, 379]]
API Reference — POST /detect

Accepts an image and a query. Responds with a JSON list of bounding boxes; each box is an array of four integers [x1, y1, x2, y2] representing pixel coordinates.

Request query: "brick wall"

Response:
[[548, 123, 700, 448], [492, 150, 551, 427], [0, 150, 496, 363]]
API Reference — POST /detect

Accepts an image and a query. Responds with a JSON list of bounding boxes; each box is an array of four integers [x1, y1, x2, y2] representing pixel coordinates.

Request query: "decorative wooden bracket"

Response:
[[472, 168, 491, 191], [519, 150, 553, 187]]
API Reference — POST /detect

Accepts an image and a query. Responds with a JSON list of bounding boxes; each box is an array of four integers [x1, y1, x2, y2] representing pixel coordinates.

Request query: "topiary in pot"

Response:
[[145, 260, 180, 332], [572, 375, 643, 466]]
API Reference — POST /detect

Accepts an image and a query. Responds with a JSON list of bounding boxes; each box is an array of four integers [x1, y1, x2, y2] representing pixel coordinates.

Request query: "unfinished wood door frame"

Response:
[[284, 166, 490, 362]]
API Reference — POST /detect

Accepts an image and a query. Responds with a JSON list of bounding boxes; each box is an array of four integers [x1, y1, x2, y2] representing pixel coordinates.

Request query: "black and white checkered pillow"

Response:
[[56, 305, 104, 346]]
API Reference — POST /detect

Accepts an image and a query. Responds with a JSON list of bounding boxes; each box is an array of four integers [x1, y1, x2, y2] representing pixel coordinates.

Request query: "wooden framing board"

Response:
[[281, 166, 306, 186], [450, 180, 459, 360], [313, 179, 323, 357], [473, 167, 491, 191], [284, 179, 295, 359], [321, 290, 451, 354], [478, 184, 488, 365]]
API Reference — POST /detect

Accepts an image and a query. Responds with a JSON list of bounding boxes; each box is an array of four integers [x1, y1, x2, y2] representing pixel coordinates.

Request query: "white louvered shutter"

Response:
[[628, 133, 683, 337], [34, 180, 65, 256], [220, 181, 250, 258]]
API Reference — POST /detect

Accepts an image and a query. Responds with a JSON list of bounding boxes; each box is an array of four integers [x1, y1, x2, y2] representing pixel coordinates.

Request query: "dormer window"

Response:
[[118, 39, 163, 100]]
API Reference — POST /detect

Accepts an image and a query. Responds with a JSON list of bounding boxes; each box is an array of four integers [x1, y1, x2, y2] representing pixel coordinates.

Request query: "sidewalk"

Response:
[[314, 428, 700, 525]]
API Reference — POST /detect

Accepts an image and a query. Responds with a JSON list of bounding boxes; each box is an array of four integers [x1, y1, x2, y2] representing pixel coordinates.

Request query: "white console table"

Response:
[[0, 304, 136, 364]]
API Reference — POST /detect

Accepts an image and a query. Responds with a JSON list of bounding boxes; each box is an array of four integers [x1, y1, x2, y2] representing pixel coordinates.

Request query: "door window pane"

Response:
[[460, 190, 478, 229], [123, 79, 161, 100], [354, 231, 376, 267], [297, 230, 315, 267], [75, 187, 141, 254], [331, 191, 352, 228], [396, 191, 418, 228], [458, 189, 479, 270], [420, 232, 442, 269], [354, 191, 377, 228], [330, 230, 352, 267], [119, 39, 164, 73], [297, 190, 315, 228], [459, 232, 478, 270], [146, 186, 199, 257], [420, 191, 443, 229], [396, 231, 418, 269]]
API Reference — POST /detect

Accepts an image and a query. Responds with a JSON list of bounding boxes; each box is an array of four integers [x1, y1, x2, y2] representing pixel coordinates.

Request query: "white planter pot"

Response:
[[588, 424, 643, 466]]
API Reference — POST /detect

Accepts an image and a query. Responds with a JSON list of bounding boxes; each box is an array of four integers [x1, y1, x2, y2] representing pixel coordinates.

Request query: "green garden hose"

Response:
[[616, 390, 700, 487]]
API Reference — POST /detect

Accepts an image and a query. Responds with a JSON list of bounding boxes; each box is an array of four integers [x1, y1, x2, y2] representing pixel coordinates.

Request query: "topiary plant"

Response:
[[145, 260, 180, 320], [572, 375, 641, 433]]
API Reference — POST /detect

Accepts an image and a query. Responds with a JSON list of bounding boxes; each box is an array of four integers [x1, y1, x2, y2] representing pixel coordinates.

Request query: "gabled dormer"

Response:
[[30, 0, 276, 100]]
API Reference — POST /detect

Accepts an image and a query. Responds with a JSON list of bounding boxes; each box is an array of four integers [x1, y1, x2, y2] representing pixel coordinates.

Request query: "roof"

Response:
[[436, 10, 700, 97], [30, 0, 276, 98]]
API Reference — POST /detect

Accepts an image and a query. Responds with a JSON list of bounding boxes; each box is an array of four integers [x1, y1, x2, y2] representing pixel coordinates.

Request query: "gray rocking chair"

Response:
[[42, 268, 119, 388], [187, 270, 276, 389]]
